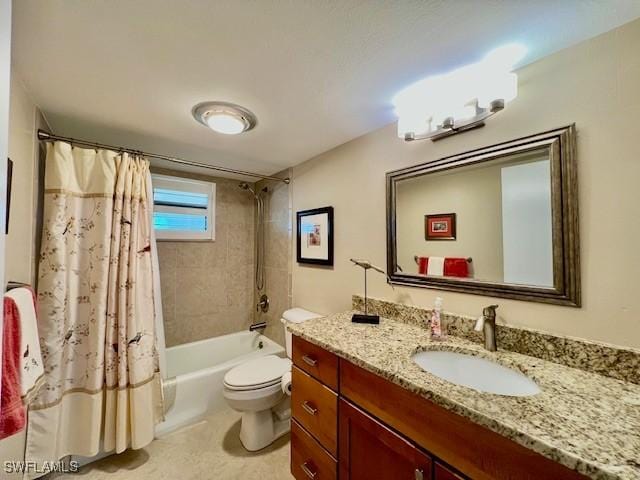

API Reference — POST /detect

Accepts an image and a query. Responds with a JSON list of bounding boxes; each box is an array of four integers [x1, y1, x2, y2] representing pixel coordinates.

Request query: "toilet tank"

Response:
[[281, 308, 323, 358]]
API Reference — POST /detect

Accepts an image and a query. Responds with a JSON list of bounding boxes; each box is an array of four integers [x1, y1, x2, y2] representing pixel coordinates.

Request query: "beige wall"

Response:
[[0, 0, 9, 299], [5, 70, 47, 285], [291, 19, 640, 349], [0, 69, 48, 478], [153, 168, 256, 347], [396, 163, 503, 281], [0, 2, 19, 474], [255, 170, 293, 346]]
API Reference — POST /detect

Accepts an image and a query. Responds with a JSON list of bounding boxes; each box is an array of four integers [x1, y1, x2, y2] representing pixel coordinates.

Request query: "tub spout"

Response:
[[249, 322, 267, 332]]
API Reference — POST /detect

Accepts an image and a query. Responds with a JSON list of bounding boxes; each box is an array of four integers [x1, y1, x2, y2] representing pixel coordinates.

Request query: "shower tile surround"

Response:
[[153, 168, 256, 347], [253, 170, 293, 347], [353, 295, 640, 384]]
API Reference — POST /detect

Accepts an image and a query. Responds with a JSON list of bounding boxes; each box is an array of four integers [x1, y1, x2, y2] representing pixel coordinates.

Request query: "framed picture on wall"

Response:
[[296, 206, 334, 266], [425, 213, 456, 240]]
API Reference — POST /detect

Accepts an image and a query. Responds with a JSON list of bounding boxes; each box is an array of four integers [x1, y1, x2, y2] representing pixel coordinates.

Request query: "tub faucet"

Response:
[[474, 305, 499, 351], [249, 322, 267, 332]]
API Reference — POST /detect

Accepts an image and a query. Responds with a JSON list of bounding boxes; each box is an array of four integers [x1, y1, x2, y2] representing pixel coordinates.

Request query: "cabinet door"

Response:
[[339, 399, 432, 480], [434, 462, 466, 480]]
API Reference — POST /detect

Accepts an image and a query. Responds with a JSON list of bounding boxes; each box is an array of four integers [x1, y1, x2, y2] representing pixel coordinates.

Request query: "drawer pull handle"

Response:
[[414, 468, 424, 480], [302, 401, 318, 416], [302, 355, 318, 367], [301, 461, 317, 479]]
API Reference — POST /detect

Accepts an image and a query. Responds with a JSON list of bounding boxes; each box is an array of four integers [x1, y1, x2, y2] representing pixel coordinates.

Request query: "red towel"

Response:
[[0, 297, 26, 439], [417, 256, 428, 275], [444, 258, 469, 278]]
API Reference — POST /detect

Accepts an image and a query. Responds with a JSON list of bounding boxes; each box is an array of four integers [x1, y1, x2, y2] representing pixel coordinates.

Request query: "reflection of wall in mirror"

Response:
[[395, 163, 504, 281], [395, 150, 552, 285]]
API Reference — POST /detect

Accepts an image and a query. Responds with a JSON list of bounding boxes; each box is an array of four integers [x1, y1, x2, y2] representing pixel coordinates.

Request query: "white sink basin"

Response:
[[412, 350, 541, 397]]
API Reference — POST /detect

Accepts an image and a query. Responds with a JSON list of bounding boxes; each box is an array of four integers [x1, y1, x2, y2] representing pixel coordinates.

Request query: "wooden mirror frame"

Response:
[[386, 125, 580, 306]]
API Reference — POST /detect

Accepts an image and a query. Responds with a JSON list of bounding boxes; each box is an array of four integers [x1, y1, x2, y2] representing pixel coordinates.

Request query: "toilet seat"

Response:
[[224, 355, 291, 391], [223, 381, 283, 402]]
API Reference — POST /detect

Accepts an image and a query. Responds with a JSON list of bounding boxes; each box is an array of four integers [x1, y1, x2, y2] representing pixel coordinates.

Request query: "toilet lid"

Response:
[[224, 355, 291, 390], [282, 308, 323, 323]]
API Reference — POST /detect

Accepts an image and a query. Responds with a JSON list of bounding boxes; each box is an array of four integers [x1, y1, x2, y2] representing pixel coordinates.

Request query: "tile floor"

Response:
[[53, 407, 293, 480]]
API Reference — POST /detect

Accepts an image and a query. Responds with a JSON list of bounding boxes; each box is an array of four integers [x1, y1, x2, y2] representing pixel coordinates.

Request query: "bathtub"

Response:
[[155, 331, 285, 437]]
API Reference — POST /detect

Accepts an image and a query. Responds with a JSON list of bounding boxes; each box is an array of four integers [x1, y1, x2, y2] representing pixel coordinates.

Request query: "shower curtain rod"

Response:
[[37, 130, 291, 184]]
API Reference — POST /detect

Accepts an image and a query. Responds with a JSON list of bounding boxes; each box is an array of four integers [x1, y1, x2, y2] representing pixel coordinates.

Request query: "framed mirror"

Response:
[[386, 125, 580, 306]]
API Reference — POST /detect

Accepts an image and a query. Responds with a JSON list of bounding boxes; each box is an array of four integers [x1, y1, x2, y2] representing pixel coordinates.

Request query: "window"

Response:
[[151, 174, 215, 241]]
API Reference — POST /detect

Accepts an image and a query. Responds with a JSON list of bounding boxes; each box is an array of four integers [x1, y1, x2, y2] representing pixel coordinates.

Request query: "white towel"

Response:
[[5, 287, 44, 403], [426, 256, 445, 276]]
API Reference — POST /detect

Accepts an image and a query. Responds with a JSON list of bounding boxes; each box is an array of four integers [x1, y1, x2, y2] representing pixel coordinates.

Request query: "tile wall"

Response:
[[154, 167, 255, 347], [254, 169, 293, 346]]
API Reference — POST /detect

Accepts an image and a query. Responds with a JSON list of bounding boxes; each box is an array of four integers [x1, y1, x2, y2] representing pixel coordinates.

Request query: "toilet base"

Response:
[[239, 408, 291, 451]]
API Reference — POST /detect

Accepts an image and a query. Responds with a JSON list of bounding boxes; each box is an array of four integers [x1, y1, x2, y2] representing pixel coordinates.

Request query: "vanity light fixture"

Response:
[[192, 101, 257, 135], [393, 44, 526, 142]]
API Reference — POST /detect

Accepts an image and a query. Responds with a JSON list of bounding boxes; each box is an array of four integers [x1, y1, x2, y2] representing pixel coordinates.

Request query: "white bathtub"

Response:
[[155, 331, 285, 437]]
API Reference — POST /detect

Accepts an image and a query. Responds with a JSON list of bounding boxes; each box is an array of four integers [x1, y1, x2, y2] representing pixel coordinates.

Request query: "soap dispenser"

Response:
[[430, 297, 446, 341]]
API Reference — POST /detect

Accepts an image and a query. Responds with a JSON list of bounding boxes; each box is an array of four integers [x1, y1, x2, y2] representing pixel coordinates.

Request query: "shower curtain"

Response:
[[25, 141, 164, 468]]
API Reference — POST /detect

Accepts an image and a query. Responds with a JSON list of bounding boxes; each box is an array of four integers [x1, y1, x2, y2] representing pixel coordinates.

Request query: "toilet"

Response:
[[223, 308, 322, 451]]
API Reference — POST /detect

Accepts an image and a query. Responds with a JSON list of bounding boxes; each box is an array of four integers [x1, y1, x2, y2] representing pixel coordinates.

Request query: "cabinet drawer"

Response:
[[292, 335, 339, 391], [291, 420, 337, 480], [292, 366, 338, 456]]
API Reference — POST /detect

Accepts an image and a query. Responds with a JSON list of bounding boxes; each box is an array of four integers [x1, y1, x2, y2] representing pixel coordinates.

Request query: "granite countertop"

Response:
[[287, 312, 640, 480]]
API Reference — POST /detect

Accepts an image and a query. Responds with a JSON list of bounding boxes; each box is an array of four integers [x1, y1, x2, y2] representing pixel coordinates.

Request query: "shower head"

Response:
[[238, 182, 257, 196], [238, 182, 269, 202]]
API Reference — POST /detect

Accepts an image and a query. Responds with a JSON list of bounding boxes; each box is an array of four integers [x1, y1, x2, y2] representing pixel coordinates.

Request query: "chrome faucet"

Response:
[[249, 322, 267, 332], [475, 305, 499, 351]]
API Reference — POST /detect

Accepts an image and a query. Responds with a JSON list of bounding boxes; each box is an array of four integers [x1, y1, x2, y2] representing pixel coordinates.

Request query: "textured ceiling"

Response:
[[11, 1, 640, 177]]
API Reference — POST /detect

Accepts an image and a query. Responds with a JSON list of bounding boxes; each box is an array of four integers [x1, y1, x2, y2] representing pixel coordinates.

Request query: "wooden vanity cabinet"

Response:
[[290, 335, 586, 480]]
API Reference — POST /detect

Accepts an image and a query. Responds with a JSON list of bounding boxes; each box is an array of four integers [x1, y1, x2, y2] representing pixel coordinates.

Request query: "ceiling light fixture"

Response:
[[192, 101, 257, 135], [393, 44, 527, 142]]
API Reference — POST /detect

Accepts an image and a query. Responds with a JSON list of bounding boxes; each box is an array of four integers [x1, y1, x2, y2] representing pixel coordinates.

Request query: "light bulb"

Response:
[[206, 113, 247, 135], [397, 113, 430, 138], [484, 44, 527, 70], [478, 72, 518, 109]]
